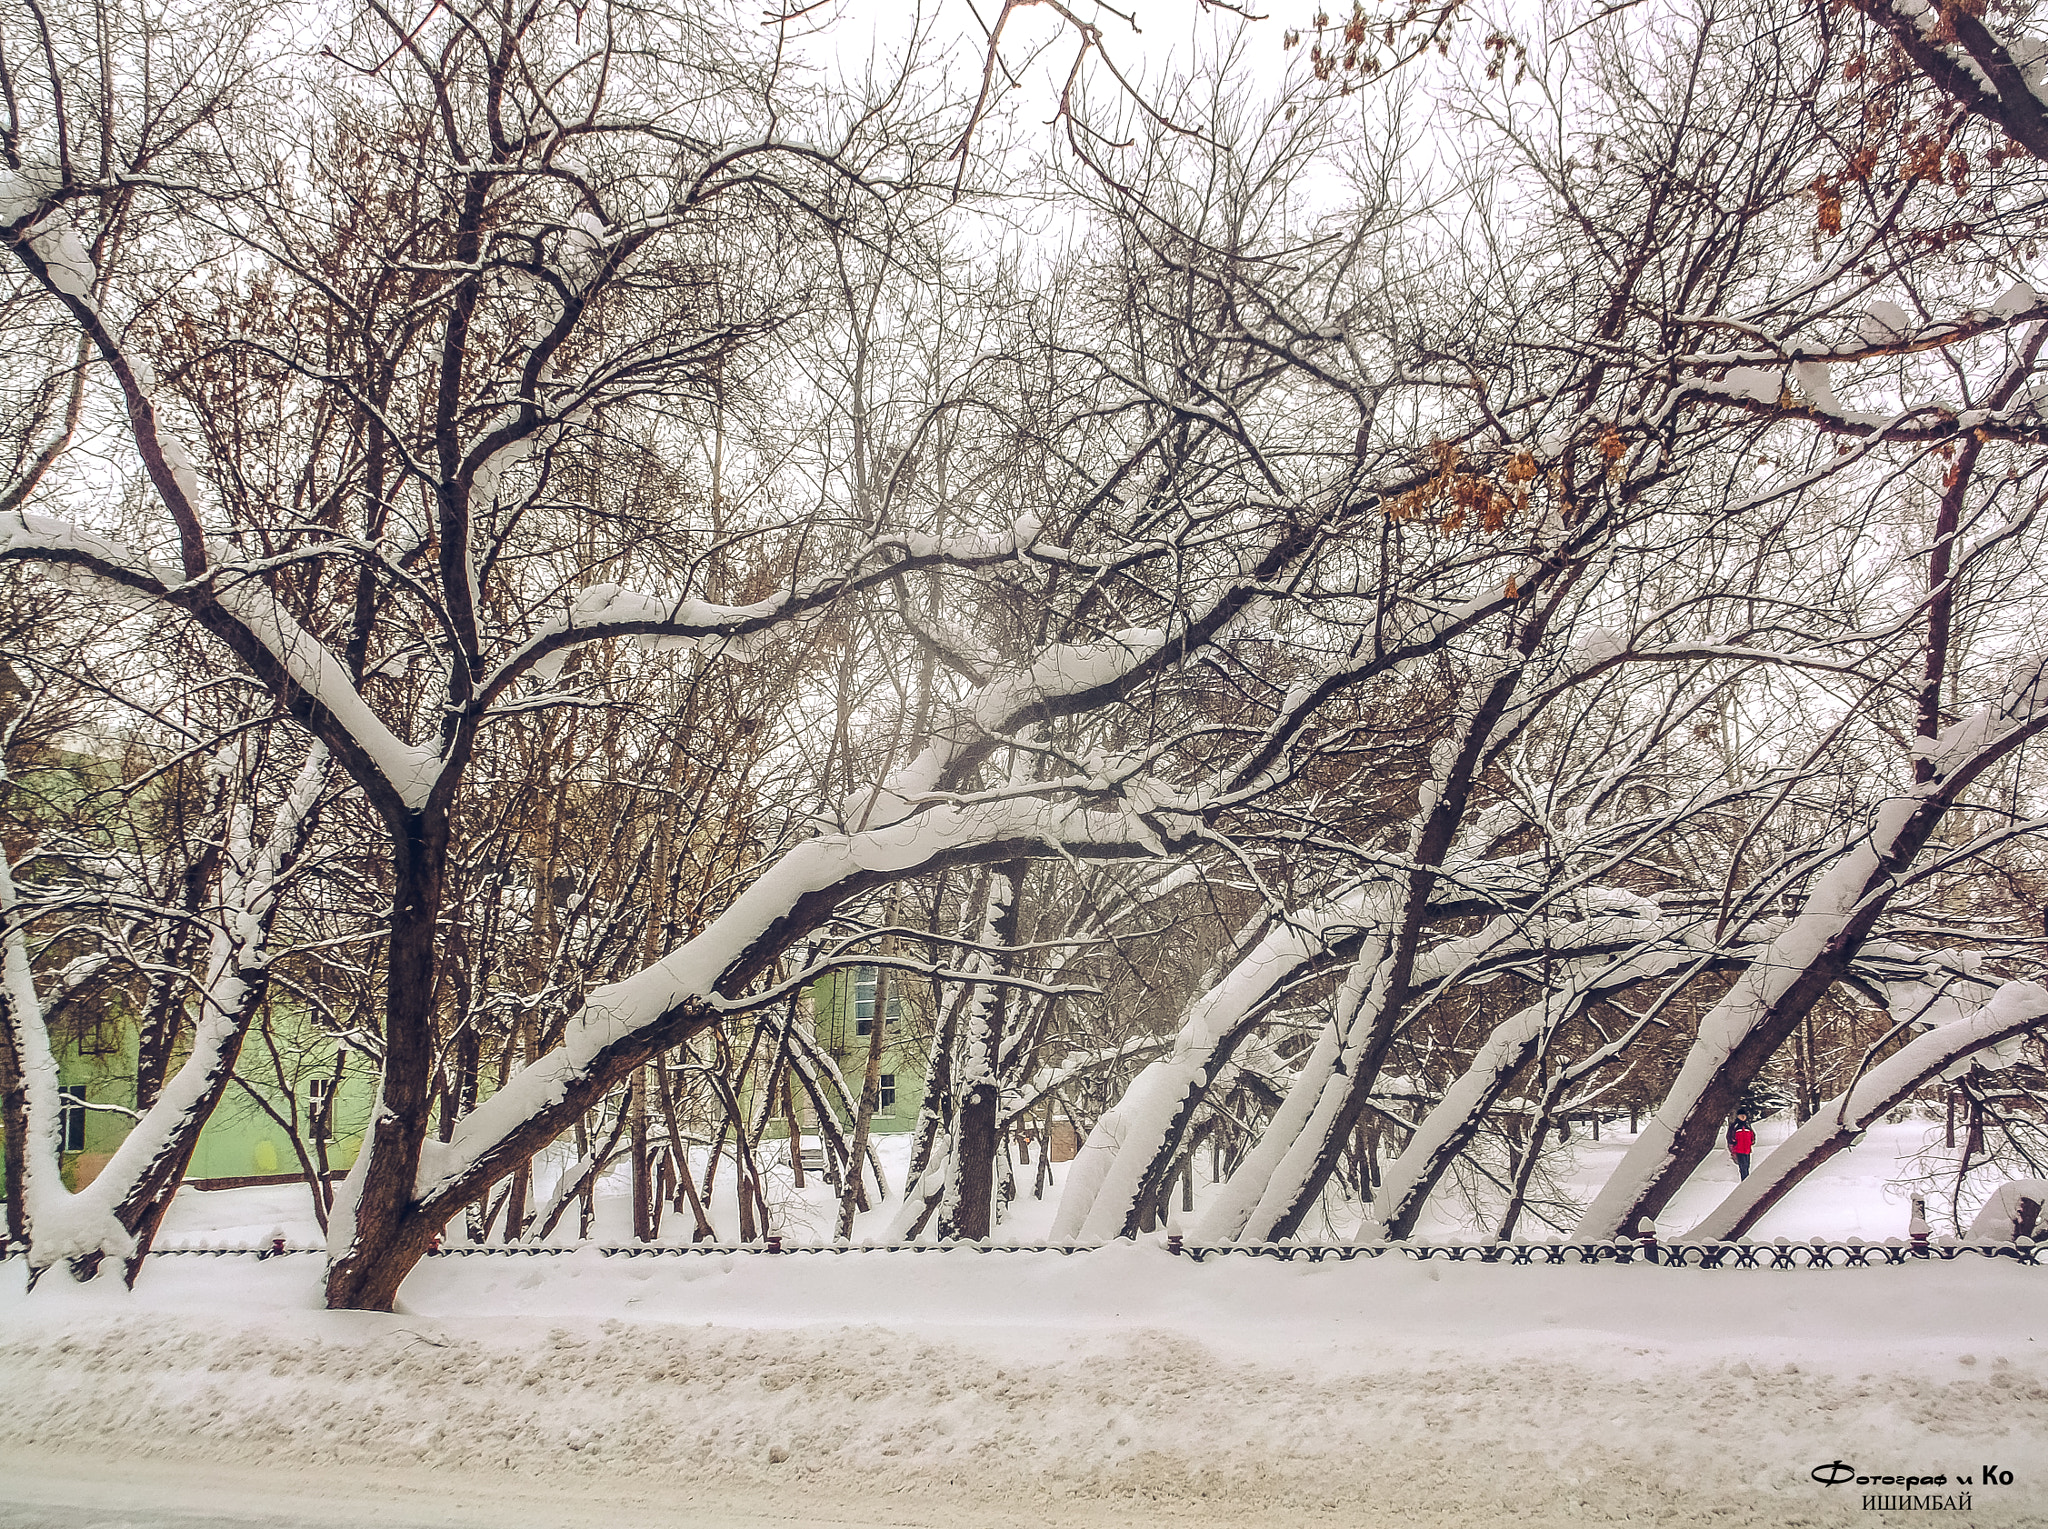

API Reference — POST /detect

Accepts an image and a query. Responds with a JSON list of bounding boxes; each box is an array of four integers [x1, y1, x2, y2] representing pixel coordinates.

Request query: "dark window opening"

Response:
[[59, 1086, 87, 1153], [878, 1074, 896, 1112]]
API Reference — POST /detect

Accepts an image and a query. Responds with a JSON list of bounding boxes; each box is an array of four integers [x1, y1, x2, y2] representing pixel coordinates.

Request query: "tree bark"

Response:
[[0, 1010, 26, 1248], [630, 1065, 651, 1241], [941, 861, 1025, 1241], [323, 812, 452, 1310]]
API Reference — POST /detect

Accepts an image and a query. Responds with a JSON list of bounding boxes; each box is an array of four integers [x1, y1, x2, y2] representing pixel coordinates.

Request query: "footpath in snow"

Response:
[[4, 1118, 2046, 1527]]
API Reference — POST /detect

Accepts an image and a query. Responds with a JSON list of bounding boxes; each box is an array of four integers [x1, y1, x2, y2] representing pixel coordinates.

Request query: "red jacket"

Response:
[[1732, 1128, 1755, 1155]]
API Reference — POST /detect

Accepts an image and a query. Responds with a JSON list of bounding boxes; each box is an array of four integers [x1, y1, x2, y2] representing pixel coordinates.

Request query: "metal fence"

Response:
[[9, 1235, 2042, 1267]]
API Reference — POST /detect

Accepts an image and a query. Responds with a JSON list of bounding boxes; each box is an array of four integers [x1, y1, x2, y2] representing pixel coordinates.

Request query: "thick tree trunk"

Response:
[[1196, 607, 1564, 1247], [1050, 904, 1357, 1242], [1574, 788, 1983, 1241], [324, 814, 449, 1310]]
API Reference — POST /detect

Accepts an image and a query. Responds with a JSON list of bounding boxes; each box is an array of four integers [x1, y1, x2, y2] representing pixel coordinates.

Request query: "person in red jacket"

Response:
[[1728, 1115, 1755, 1180]]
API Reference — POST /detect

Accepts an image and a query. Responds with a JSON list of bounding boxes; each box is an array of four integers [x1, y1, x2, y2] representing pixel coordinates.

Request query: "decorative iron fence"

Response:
[[8, 1235, 2043, 1266]]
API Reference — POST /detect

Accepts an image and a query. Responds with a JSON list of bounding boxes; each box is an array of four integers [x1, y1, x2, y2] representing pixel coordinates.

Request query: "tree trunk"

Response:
[[785, 1069, 805, 1189], [502, 1163, 528, 1245], [737, 1161, 758, 1242], [941, 861, 1025, 1241], [630, 1066, 651, 1241], [323, 814, 451, 1310], [1033, 1096, 1053, 1201], [674, 1146, 714, 1241], [93, 966, 275, 1284], [902, 944, 967, 1195], [1575, 781, 2012, 1241], [1691, 984, 2048, 1240], [0, 1009, 23, 1249], [1792, 1012, 1813, 1125], [443, 1023, 480, 1143]]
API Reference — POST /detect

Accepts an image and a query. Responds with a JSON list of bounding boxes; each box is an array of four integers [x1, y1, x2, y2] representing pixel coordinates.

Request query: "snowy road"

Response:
[[0, 1446, 971, 1529]]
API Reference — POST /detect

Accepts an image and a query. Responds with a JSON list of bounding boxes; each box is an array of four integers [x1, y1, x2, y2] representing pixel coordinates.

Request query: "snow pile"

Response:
[[1966, 1180, 2048, 1241]]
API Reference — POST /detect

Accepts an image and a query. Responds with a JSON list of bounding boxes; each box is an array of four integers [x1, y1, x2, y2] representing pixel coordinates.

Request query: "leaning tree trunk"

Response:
[[1578, 406, 2048, 1240], [1573, 775, 2005, 1240], [1205, 604, 1562, 1245], [1371, 942, 1693, 1239], [630, 1065, 651, 1241], [11, 744, 328, 1286], [1049, 901, 1350, 1241]]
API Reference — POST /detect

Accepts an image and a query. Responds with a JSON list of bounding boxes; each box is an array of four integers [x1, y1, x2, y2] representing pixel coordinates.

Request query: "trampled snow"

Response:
[[6, 1121, 2048, 1526]]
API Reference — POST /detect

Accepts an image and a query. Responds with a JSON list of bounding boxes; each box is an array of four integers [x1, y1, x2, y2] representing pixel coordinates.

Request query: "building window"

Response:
[[854, 966, 876, 1036], [307, 1076, 334, 1142], [878, 1073, 896, 1113], [852, 966, 902, 1038], [59, 1086, 87, 1152]]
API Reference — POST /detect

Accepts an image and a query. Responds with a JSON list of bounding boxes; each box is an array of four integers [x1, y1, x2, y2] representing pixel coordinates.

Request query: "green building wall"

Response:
[[763, 966, 927, 1138], [8, 1012, 375, 1193], [12, 969, 917, 1197]]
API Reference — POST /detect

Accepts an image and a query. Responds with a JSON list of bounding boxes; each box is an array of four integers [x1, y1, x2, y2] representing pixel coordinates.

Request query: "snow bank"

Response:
[[5, 1245, 2048, 1527]]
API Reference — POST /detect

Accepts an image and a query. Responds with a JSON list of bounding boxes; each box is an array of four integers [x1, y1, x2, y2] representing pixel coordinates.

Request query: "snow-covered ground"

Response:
[[5, 1117, 2046, 1527], [137, 1112, 1962, 1253]]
